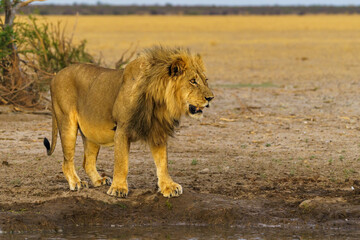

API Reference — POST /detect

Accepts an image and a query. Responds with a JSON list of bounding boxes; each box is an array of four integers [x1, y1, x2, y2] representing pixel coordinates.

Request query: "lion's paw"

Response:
[[70, 180, 88, 191], [93, 176, 112, 187], [107, 183, 128, 198], [159, 181, 183, 198]]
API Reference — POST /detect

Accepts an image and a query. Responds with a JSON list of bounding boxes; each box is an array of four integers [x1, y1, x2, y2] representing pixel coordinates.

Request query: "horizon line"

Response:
[[31, 3, 360, 7]]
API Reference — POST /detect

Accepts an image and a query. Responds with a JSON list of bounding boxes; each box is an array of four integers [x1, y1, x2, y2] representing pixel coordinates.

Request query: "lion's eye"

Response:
[[190, 79, 197, 85]]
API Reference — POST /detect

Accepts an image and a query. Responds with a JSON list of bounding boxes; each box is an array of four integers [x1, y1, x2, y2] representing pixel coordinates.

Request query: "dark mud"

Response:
[[1, 189, 360, 234]]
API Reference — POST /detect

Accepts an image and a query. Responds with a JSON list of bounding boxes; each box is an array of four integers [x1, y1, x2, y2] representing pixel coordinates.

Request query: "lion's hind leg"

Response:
[[82, 137, 112, 187], [58, 115, 88, 191]]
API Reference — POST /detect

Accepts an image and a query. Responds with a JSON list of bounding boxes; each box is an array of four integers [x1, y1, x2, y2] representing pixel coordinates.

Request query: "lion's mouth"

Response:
[[189, 105, 203, 115]]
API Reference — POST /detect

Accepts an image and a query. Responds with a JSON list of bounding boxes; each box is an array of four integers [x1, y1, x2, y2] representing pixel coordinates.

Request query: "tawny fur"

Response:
[[44, 46, 214, 198]]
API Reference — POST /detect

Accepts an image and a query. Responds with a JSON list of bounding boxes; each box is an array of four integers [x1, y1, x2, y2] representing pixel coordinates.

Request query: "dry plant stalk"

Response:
[[115, 43, 138, 69], [0, 56, 43, 108], [1, 13, 93, 110]]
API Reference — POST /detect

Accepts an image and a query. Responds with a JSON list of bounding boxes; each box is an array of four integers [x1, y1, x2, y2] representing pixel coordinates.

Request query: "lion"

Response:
[[44, 46, 214, 198]]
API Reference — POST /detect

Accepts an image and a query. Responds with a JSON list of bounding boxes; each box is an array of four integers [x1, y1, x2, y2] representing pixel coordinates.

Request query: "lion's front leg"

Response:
[[107, 130, 129, 198], [150, 143, 183, 198]]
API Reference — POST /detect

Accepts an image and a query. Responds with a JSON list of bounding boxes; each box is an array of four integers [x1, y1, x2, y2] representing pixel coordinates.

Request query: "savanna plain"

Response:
[[1, 15, 360, 238]]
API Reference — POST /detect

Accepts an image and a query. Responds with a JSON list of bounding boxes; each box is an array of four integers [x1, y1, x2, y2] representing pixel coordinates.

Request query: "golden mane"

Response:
[[126, 46, 197, 146]]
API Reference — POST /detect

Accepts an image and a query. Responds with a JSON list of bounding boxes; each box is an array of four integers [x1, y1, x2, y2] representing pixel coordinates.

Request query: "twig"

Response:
[[6, 0, 46, 26], [26, 62, 55, 76], [115, 42, 138, 69], [19, 0, 46, 8], [69, 12, 79, 44], [232, 93, 258, 114], [0, 96, 9, 104], [32, 22, 48, 63], [23, 110, 51, 115], [0, 79, 35, 97]]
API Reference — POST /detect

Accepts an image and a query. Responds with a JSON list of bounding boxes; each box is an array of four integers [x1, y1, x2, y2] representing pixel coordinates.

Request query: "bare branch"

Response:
[[5, 0, 46, 26], [115, 43, 138, 69], [19, 0, 46, 8]]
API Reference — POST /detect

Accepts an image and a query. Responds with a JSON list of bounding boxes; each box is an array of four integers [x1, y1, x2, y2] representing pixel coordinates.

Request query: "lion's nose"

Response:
[[205, 96, 214, 102]]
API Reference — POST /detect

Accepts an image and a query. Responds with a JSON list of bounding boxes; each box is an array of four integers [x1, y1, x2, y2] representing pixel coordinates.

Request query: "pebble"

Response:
[[199, 168, 209, 174]]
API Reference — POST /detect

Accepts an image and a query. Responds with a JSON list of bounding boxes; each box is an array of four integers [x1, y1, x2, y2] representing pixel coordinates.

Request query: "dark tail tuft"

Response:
[[43, 138, 51, 155]]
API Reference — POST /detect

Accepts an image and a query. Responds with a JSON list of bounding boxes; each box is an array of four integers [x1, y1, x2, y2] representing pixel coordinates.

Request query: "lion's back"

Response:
[[51, 64, 123, 106], [50, 63, 125, 144]]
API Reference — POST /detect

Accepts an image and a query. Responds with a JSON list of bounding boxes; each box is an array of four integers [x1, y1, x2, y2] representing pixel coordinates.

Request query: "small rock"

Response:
[[299, 197, 346, 210], [199, 168, 209, 174]]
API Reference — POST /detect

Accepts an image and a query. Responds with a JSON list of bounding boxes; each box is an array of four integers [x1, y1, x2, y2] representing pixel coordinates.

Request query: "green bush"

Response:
[[0, 25, 16, 58]]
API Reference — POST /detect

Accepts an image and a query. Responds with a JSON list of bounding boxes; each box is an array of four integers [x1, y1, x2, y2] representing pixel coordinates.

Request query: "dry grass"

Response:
[[19, 15, 359, 88]]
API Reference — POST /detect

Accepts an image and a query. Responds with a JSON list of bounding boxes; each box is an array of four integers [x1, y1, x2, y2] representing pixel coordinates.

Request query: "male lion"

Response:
[[44, 46, 214, 198]]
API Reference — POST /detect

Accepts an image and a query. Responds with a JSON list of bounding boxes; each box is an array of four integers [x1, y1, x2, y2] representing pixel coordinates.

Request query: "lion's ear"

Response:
[[195, 53, 205, 70], [169, 58, 187, 77]]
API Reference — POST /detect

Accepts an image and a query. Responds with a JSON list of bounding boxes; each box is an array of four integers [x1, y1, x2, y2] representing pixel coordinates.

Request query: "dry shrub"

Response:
[[1, 14, 138, 109], [0, 16, 97, 109], [0, 56, 43, 108]]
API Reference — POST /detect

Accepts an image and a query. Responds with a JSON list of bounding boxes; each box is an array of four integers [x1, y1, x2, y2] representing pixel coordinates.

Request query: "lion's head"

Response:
[[127, 46, 214, 145], [167, 52, 214, 119]]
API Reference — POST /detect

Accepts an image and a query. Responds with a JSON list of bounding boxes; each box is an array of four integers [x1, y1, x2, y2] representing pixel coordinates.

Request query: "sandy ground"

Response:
[[1, 84, 360, 233], [1, 15, 360, 235]]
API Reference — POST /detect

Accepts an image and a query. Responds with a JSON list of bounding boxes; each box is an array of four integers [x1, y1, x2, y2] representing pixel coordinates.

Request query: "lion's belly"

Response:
[[78, 118, 115, 146]]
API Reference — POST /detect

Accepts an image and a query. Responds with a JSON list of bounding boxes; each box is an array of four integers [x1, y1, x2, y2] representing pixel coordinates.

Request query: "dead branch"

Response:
[[115, 43, 138, 69], [69, 12, 79, 44], [19, 0, 46, 8], [26, 62, 55, 77], [5, 0, 46, 27]]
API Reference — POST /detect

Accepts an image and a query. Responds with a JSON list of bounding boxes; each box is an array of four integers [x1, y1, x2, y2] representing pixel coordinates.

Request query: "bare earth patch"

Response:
[[1, 83, 360, 233]]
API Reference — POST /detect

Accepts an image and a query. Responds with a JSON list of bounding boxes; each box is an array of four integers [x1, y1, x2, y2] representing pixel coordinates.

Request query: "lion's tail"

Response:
[[43, 112, 58, 156]]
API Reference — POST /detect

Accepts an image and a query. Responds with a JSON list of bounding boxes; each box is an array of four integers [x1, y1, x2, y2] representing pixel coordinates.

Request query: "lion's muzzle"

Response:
[[189, 104, 203, 115]]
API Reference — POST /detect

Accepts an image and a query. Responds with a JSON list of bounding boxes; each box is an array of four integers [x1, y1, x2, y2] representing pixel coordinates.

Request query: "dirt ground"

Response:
[[1, 15, 360, 235]]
